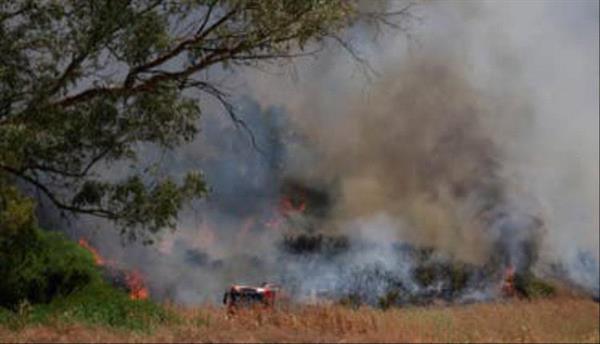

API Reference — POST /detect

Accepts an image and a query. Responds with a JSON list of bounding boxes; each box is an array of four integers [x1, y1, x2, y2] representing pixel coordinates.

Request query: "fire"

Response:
[[78, 237, 149, 300], [501, 265, 516, 297], [280, 195, 306, 214], [78, 238, 105, 266], [125, 270, 149, 300], [265, 194, 307, 230]]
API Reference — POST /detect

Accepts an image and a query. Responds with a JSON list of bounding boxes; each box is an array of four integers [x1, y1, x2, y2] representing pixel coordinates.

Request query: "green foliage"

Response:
[[0, 0, 372, 236], [0, 220, 175, 332], [514, 273, 556, 299], [0, 223, 101, 309], [0, 282, 176, 332], [40, 282, 174, 331], [449, 264, 469, 292], [414, 265, 435, 287], [0, 307, 14, 326], [412, 251, 470, 295], [378, 290, 400, 310], [0, 180, 36, 237]]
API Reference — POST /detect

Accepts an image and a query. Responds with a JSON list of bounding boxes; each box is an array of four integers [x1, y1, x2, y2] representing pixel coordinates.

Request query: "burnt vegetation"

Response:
[[273, 176, 556, 308], [280, 179, 334, 220], [282, 233, 350, 256]]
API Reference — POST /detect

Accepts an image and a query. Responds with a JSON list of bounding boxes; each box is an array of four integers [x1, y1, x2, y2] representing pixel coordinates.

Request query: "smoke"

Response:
[[43, 1, 598, 303], [242, 0, 598, 295]]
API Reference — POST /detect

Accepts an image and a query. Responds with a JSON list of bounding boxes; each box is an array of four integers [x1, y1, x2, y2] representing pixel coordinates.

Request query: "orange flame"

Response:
[[501, 265, 516, 297], [280, 195, 306, 214], [78, 238, 105, 266], [265, 194, 306, 230], [126, 270, 149, 300], [78, 238, 149, 300]]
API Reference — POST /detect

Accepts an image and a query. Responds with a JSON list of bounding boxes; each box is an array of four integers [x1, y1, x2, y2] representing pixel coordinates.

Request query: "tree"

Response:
[[0, 0, 414, 238]]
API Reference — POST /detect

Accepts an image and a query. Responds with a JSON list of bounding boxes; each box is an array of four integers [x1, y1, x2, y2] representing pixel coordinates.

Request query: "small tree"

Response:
[[0, 0, 414, 237]]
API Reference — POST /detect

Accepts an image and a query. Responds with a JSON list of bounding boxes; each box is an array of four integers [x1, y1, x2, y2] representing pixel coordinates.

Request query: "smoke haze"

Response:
[[46, 1, 599, 303]]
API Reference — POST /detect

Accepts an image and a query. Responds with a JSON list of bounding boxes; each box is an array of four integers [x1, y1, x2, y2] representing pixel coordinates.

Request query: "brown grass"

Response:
[[2, 294, 598, 343]]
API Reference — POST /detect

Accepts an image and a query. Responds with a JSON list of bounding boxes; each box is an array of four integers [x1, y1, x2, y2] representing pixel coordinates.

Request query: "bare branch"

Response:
[[195, 0, 218, 35], [24, 145, 114, 179], [329, 33, 378, 80], [185, 80, 264, 154]]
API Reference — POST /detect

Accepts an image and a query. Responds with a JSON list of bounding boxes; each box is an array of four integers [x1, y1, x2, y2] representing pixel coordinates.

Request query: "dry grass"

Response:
[[2, 294, 598, 343]]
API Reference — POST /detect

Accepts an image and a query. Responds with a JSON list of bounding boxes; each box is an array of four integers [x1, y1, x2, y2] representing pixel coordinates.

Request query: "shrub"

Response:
[[515, 273, 556, 298], [37, 282, 175, 331], [0, 225, 101, 309], [0, 281, 175, 332], [282, 233, 349, 256], [0, 225, 176, 332], [0, 186, 175, 332], [378, 290, 400, 310], [338, 293, 362, 309], [449, 264, 469, 292]]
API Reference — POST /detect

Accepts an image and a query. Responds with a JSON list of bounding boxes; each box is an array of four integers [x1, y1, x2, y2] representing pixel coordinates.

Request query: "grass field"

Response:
[[1, 293, 598, 343]]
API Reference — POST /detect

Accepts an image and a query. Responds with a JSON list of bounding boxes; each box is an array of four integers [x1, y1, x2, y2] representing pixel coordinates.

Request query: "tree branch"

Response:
[[0, 164, 119, 219], [185, 80, 263, 154], [123, 6, 239, 87], [49, 52, 90, 96], [24, 144, 114, 179]]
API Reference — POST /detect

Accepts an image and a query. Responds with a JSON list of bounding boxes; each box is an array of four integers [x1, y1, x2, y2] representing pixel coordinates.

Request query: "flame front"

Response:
[[280, 195, 306, 214], [266, 194, 307, 231], [126, 270, 149, 300], [78, 238, 105, 266], [79, 238, 149, 300], [501, 265, 516, 297]]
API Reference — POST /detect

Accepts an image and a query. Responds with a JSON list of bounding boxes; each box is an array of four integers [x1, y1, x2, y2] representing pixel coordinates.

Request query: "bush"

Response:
[[0, 281, 175, 332], [0, 225, 101, 309], [282, 233, 349, 256], [338, 293, 362, 309], [37, 282, 174, 331], [449, 264, 469, 292], [515, 273, 556, 298], [0, 225, 176, 332], [378, 290, 400, 310], [0, 186, 175, 332]]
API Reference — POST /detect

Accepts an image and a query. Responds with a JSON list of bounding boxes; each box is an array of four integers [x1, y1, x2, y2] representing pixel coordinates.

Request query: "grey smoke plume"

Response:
[[46, 1, 598, 303], [242, 0, 599, 295]]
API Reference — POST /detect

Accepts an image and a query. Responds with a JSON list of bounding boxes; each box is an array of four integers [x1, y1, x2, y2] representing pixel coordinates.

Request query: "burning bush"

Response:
[[280, 179, 333, 219], [0, 225, 173, 331], [323, 242, 558, 309]]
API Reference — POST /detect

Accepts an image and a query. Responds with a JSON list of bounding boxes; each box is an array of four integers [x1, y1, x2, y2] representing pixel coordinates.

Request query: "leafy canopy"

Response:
[[0, 0, 412, 237]]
